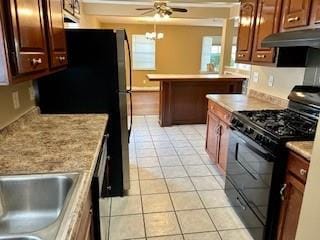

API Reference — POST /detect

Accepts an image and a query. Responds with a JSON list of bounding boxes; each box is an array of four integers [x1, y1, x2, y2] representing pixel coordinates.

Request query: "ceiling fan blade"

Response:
[[141, 9, 156, 15], [136, 7, 154, 11], [171, 8, 188, 13]]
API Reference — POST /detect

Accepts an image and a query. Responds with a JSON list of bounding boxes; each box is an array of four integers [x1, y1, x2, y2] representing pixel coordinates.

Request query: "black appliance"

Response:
[[225, 86, 320, 240], [35, 29, 132, 240]]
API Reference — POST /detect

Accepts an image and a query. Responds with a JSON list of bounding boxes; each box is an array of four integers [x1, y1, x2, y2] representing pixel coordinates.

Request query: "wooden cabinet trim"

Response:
[[281, 0, 312, 30], [277, 173, 305, 240], [236, 0, 258, 63], [252, 0, 282, 64], [287, 151, 309, 183], [8, 0, 49, 76]]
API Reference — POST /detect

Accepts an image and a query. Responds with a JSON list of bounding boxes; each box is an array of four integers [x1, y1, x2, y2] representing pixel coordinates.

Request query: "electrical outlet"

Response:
[[29, 86, 35, 101], [143, 80, 146, 84], [253, 72, 259, 83], [268, 75, 275, 87], [12, 91, 20, 109]]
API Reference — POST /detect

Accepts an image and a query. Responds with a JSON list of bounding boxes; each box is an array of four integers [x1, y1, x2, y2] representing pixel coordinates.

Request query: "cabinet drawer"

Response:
[[287, 151, 309, 183], [208, 100, 231, 124], [16, 53, 48, 74], [50, 53, 67, 68]]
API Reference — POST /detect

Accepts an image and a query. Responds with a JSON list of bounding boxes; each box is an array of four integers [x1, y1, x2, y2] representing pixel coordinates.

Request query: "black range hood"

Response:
[[262, 28, 320, 49]]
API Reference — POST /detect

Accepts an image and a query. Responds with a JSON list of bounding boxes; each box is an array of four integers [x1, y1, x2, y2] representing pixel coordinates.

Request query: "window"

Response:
[[200, 36, 221, 72], [132, 35, 156, 70]]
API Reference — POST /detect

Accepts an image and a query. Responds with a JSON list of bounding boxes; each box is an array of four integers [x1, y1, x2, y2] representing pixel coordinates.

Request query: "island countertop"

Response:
[[147, 74, 247, 81], [0, 108, 108, 239]]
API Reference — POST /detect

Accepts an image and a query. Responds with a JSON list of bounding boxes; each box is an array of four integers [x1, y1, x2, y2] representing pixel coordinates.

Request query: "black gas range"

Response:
[[225, 86, 320, 240]]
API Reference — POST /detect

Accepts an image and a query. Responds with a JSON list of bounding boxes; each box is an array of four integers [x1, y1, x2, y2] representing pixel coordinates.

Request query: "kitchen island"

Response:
[[147, 74, 247, 126]]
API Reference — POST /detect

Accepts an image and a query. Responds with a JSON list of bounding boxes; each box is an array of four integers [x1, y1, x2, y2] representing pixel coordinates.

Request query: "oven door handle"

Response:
[[238, 137, 273, 161], [235, 143, 258, 181]]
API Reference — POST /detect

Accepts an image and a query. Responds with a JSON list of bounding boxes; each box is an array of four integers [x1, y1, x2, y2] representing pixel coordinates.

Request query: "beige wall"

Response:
[[248, 65, 305, 99], [0, 81, 35, 129], [79, 3, 101, 28], [101, 23, 222, 88]]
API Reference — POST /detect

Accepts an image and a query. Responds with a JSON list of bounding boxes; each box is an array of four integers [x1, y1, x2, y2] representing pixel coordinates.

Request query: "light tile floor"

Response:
[[100, 115, 254, 240]]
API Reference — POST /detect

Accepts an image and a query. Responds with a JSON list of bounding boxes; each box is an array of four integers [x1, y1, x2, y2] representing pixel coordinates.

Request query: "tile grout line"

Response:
[[134, 115, 149, 240], [146, 116, 186, 240], [178, 125, 224, 240]]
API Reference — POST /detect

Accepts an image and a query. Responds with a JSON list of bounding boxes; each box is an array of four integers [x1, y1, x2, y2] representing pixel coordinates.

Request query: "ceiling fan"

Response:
[[136, 1, 188, 17]]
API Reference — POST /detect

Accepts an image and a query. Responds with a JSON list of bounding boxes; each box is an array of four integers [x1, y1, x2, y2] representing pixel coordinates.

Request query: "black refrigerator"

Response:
[[35, 29, 132, 197]]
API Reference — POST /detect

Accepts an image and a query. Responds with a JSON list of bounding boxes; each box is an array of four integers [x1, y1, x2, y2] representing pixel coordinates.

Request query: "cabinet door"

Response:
[[310, 0, 320, 26], [63, 0, 74, 15], [218, 121, 229, 174], [277, 174, 305, 240], [46, 0, 67, 69], [236, 0, 258, 63], [281, 0, 312, 30], [74, 0, 81, 15], [252, 0, 282, 63], [206, 111, 220, 164], [9, 0, 48, 75]]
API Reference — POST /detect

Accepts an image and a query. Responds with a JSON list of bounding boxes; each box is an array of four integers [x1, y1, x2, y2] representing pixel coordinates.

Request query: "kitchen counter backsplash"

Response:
[[248, 89, 289, 108]]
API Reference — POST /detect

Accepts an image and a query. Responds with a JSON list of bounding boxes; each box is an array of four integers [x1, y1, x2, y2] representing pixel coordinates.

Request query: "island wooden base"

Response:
[[158, 80, 243, 127]]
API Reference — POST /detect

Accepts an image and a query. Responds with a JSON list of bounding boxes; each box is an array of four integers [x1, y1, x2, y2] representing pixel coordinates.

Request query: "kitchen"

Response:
[[0, 0, 320, 240]]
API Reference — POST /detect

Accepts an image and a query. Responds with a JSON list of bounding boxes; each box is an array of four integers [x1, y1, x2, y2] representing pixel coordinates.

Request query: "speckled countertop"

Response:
[[0, 108, 108, 239], [286, 141, 314, 161], [206, 94, 314, 160], [206, 94, 284, 112]]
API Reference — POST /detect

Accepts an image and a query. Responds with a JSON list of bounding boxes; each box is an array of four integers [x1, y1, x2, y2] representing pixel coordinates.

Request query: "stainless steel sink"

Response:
[[0, 173, 80, 240]]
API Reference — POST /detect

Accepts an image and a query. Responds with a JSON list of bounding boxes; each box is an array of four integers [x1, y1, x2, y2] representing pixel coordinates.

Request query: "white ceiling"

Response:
[[82, 0, 240, 27]]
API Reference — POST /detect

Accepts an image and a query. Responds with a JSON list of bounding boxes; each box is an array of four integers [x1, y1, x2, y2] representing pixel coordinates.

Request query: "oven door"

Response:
[[226, 128, 275, 224]]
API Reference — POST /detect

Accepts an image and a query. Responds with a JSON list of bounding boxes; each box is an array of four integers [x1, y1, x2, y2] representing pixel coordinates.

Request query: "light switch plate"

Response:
[[12, 91, 20, 109], [29, 86, 35, 101], [268, 75, 275, 87], [253, 72, 259, 83]]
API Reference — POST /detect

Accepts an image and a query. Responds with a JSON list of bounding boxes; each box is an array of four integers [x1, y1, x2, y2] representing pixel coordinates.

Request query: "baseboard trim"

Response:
[[132, 86, 160, 92]]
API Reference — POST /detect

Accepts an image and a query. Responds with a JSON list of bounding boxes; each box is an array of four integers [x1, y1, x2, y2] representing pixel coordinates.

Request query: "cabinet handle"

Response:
[[280, 183, 287, 201], [106, 186, 112, 190], [300, 168, 307, 176], [236, 197, 246, 210], [69, 3, 74, 8], [238, 54, 245, 58], [257, 54, 266, 59], [56, 56, 66, 63], [216, 125, 221, 134], [30, 58, 42, 66], [288, 16, 300, 23]]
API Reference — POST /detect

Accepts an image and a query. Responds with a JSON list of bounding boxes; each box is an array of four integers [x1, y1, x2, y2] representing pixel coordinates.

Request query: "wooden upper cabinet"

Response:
[[236, 0, 258, 63], [9, 0, 48, 76], [45, 0, 67, 69], [252, 0, 283, 64], [281, 0, 312, 30], [310, 0, 320, 26], [63, 0, 74, 15]]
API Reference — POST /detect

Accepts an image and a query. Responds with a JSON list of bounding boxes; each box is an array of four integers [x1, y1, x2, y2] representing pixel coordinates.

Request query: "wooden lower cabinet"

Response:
[[76, 191, 95, 240], [205, 100, 231, 174], [277, 151, 309, 240], [206, 110, 220, 163]]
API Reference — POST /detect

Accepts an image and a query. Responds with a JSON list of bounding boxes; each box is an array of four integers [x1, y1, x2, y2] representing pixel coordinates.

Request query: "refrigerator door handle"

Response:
[[124, 30, 133, 141]]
